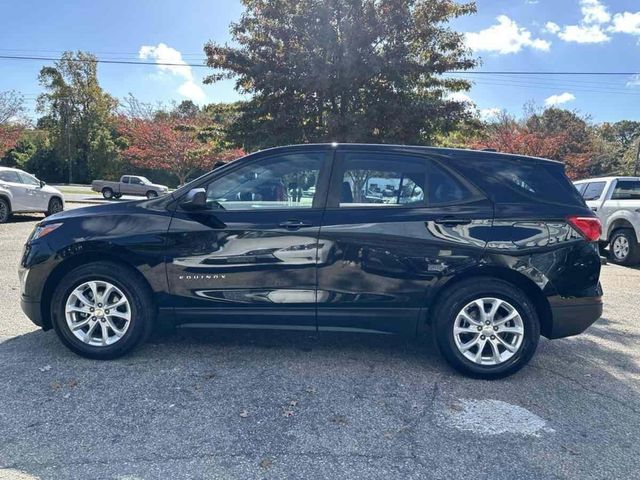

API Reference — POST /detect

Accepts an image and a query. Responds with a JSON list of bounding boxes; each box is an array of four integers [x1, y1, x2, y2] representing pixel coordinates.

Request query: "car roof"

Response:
[[251, 143, 564, 166], [574, 176, 640, 183], [0, 166, 20, 172]]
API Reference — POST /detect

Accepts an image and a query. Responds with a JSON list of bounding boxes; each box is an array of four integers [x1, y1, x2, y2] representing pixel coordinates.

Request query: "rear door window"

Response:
[[0, 171, 22, 183], [612, 180, 640, 200], [334, 152, 477, 208], [582, 182, 606, 201]]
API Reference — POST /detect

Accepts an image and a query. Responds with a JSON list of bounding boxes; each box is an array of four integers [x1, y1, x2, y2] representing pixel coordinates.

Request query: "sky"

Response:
[[0, 0, 639, 123]]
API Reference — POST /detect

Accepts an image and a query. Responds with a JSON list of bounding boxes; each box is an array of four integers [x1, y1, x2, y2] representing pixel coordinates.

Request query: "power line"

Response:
[[1, 54, 639, 76]]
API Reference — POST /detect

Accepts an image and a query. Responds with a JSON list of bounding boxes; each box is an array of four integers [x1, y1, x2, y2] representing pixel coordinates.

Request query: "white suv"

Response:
[[0, 167, 65, 223], [574, 176, 640, 265]]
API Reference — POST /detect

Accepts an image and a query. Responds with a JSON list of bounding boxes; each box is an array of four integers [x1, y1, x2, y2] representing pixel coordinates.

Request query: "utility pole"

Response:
[[65, 100, 72, 184]]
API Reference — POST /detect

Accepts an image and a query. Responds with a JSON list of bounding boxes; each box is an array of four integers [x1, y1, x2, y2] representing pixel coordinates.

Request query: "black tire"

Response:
[[102, 188, 114, 200], [0, 197, 10, 224], [433, 277, 540, 379], [146, 190, 158, 199], [45, 197, 63, 217], [50, 261, 154, 359], [609, 229, 640, 266]]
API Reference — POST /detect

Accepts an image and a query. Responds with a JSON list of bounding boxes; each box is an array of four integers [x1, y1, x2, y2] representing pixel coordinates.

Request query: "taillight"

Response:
[[566, 216, 601, 242]]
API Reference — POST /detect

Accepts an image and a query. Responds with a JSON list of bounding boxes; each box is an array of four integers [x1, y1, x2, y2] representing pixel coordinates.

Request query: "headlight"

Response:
[[31, 222, 63, 241]]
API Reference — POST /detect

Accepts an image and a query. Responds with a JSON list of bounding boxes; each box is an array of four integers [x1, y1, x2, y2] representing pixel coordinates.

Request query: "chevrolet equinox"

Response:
[[19, 144, 603, 378]]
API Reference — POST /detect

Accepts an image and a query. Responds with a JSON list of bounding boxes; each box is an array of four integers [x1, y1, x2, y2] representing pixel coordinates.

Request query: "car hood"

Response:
[[42, 199, 149, 223]]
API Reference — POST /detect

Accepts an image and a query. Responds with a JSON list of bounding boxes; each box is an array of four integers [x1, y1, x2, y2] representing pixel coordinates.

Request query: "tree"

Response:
[[37, 51, 119, 182], [0, 90, 27, 158], [472, 108, 597, 179], [204, 0, 478, 150], [117, 116, 242, 185]]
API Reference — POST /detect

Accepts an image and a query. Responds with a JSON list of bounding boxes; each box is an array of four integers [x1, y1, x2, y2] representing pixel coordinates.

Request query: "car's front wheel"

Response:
[[45, 197, 63, 216], [433, 277, 540, 379], [51, 262, 154, 359], [146, 190, 158, 199], [102, 188, 114, 200]]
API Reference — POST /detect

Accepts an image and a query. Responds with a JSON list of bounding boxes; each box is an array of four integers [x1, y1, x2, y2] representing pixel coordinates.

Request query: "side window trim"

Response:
[[176, 150, 334, 213]]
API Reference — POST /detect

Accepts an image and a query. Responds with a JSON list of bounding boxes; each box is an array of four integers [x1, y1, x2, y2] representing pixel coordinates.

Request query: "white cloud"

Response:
[[580, 0, 610, 25], [139, 43, 206, 103], [544, 92, 576, 106], [545, 0, 612, 43], [611, 12, 640, 35], [465, 15, 551, 54], [558, 24, 610, 43], [627, 75, 640, 87], [544, 22, 561, 34], [447, 92, 475, 105], [479, 108, 502, 121]]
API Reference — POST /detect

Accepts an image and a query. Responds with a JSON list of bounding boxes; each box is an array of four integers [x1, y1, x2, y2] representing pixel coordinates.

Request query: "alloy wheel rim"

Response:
[[453, 297, 524, 366], [613, 236, 629, 260], [65, 280, 131, 346], [0, 202, 7, 221], [51, 200, 62, 213]]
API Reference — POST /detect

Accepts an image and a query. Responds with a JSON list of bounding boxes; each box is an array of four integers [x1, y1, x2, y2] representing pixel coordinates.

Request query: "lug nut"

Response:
[[105, 310, 110, 314], [493, 326, 498, 331], [480, 335, 486, 340], [98, 303, 102, 307], [490, 335, 495, 340], [485, 321, 490, 325], [90, 307, 94, 312], [91, 316, 96, 320], [477, 326, 482, 331]]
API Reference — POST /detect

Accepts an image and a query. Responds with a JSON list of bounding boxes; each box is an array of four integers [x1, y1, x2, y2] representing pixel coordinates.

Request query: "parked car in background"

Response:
[[0, 167, 64, 223], [574, 176, 640, 266], [19, 144, 603, 378], [91, 175, 169, 200]]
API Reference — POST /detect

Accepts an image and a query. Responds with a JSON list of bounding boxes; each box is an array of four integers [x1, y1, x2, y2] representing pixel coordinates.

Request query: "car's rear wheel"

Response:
[[433, 277, 540, 379], [51, 262, 154, 359], [609, 229, 640, 266], [0, 198, 10, 224], [102, 188, 114, 200], [45, 197, 63, 216], [146, 190, 158, 199]]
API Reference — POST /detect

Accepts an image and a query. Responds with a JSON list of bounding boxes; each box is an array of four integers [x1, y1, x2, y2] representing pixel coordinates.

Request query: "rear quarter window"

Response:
[[446, 154, 585, 206], [582, 182, 606, 201], [612, 180, 640, 200]]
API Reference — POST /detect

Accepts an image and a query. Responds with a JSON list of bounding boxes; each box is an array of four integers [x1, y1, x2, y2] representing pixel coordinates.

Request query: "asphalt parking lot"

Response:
[[1, 208, 639, 480]]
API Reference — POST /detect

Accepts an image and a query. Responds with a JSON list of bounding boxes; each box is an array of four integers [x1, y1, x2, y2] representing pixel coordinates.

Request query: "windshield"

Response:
[[138, 177, 152, 185]]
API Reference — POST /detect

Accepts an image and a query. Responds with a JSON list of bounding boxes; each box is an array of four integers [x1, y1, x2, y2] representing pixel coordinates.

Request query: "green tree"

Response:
[[204, 0, 477, 150], [37, 51, 119, 183]]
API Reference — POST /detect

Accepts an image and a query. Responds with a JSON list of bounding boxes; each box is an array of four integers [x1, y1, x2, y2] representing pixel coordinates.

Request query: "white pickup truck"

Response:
[[91, 175, 169, 200], [574, 176, 640, 265]]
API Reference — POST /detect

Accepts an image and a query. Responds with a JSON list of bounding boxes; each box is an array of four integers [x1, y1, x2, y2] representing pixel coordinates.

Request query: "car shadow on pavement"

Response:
[[1, 318, 639, 480]]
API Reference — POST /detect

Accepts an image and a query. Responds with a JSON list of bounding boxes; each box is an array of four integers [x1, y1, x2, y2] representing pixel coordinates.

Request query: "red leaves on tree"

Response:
[[117, 116, 243, 184], [0, 125, 23, 158]]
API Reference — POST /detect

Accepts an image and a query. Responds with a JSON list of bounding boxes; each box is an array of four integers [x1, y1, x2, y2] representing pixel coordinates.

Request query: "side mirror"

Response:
[[180, 187, 207, 211], [39, 180, 46, 188]]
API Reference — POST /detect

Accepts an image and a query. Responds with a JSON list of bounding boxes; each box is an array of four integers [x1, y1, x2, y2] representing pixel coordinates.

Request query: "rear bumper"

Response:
[[546, 296, 603, 339]]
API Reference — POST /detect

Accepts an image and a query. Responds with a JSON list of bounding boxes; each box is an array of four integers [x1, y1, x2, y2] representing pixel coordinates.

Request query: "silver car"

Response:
[[0, 167, 64, 223]]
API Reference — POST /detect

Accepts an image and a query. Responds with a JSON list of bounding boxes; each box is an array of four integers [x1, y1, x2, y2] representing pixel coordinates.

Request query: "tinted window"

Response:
[[582, 182, 606, 201], [130, 177, 144, 185], [337, 153, 474, 208], [448, 155, 584, 206], [122, 177, 130, 184], [0, 171, 21, 183], [18, 172, 40, 186], [612, 180, 640, 200], [205, 153, 324, 210]]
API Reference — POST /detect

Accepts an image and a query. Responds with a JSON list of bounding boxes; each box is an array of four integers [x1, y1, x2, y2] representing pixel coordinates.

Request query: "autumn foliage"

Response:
[[117, 116, 243, 185]]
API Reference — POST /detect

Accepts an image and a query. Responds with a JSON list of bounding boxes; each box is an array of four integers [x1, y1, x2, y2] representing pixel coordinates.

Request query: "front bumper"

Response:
[[546, 296, 603, 339], [20, 297, 45, 328]]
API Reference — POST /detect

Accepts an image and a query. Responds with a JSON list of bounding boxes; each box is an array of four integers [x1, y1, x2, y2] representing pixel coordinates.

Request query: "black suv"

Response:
[[19, 144, 603, 378]]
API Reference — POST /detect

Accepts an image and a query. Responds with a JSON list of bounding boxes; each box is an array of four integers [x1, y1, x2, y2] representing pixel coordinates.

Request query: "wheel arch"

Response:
[[423, 266, 553, 338], [607, 218, 637, 241], [40, 252, 156, 330], [0, 192, 12, 210]]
